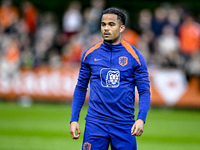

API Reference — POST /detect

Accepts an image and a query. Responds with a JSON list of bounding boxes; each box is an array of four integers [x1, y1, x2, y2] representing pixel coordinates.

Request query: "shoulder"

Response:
[[82, 42, 103, 62], [121, 40, 143, 66]]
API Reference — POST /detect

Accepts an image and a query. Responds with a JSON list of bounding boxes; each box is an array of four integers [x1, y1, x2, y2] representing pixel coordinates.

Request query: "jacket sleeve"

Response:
[[70, 58, 91, 123], [133, 53, 151, 123]]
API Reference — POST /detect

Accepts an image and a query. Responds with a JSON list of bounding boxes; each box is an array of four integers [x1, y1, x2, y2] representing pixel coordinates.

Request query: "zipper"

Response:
[[110, 45, 112, 67]]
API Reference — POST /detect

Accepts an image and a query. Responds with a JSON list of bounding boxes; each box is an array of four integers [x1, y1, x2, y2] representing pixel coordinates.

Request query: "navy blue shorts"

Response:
[[82, 120, 137, 150]]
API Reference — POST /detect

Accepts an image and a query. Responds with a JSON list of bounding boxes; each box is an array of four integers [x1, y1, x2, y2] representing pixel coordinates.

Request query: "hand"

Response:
[[70, 121, 81, 139], [131, 119, 144, 136]]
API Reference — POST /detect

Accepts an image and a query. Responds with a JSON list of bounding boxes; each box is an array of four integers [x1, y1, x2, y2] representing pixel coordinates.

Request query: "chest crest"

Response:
[[119, 56, 128, 67]]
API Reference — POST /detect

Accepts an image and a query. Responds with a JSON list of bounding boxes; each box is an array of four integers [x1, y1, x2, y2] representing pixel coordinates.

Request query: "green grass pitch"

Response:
[[0, 101, 200, 150]]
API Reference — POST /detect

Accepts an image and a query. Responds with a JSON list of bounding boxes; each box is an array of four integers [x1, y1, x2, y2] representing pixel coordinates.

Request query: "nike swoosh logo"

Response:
[[94, 58, 102, 61]]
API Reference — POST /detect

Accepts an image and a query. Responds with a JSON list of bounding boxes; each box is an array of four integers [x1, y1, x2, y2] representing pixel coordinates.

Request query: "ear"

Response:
[[120, 25, 125, 33]]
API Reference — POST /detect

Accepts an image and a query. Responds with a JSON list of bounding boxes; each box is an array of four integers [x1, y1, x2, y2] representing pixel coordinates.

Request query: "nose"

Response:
[[104, 25, 109, 31]]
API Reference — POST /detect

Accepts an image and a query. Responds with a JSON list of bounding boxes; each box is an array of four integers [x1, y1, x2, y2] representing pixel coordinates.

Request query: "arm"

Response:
[[70, 85, 88, 139], [70, 58, 91, 139], [134, 55, 151, 123], [132, 53, 151, 136], [70, 85, 88, 123]]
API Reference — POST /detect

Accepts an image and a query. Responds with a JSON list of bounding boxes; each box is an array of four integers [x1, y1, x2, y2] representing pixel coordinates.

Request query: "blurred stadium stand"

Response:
[[0, 0, 200, 107]]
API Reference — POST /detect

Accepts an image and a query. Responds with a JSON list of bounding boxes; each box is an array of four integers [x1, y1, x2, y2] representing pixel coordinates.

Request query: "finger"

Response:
[[77, 127, 81, 135], [132, 127, 138, 135], [138, 130, 143, 136], [131, 124, 136, 134], [132, 126, 143, 136], [70, 130, 76, 139], [73, 134, 80, 139], [71, 131, 79, 139], [73, 128, 81, 139], [70, 129, 73, 136], [70, 128, 77, 138], [136, 129, 143, 136]]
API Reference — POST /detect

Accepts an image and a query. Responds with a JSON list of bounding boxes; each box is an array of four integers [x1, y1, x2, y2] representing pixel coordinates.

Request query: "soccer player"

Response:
[[70, 7, 151, 150]]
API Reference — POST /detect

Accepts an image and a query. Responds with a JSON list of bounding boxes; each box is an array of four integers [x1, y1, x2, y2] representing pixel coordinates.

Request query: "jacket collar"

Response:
[[102, 39, 124, 51]]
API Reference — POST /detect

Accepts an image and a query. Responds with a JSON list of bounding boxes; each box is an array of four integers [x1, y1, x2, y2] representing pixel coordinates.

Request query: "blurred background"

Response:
[[0, 0, 200, 149]]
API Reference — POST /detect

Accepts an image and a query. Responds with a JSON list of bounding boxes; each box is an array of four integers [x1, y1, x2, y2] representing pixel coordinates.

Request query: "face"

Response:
[[101, 14, 125, 45]]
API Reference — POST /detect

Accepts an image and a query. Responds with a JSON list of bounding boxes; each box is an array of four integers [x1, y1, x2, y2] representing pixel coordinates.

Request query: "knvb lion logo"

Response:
[[119, 56, 128, 67], [106, 70, 120, 87], [100, 68, 120, 88], [83, 142, 91, 150]]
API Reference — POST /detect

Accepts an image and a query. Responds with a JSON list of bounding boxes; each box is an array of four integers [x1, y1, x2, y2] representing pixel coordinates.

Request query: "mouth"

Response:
[[104, 32, 110, 37]]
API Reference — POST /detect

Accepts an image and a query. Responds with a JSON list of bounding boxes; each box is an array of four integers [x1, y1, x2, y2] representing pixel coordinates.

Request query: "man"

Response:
[[70, 7, 151, 150]]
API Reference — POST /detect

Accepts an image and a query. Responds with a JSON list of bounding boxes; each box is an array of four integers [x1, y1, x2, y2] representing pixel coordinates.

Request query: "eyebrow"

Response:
[[101, 21, 116, 24]]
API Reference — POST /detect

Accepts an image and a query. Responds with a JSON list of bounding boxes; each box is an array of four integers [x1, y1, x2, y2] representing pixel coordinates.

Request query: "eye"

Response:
[[101, 22, 106, 26], [109, 23, 115, 26]]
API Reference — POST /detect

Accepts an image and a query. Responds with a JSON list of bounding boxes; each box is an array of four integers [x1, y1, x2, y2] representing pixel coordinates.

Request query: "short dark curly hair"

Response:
[[101, 7, 127, 25]]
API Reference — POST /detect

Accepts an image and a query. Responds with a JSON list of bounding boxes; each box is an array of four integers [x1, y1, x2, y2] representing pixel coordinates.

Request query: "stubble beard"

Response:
[[104, 37, 119, 44]]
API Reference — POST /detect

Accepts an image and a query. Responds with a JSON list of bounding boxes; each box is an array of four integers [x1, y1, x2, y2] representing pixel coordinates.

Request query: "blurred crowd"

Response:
[[0, 0, 200, 84]]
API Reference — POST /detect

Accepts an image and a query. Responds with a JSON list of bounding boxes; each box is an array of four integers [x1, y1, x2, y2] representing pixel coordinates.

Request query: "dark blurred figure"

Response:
[[151, 6, 168, 37], [83, 0, 105, 34], [21, 1, 38, 36], [34, 12, 59, 66], [0, 0, 19, 33], [184, 52, 200, 90], [0, 34, 20, 80], [156, 25, 183, 68], [62, 1, 82, 44], [166, 6, 182, 35], [137, 9, 152, 33], [178, 13, 200, 62]]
